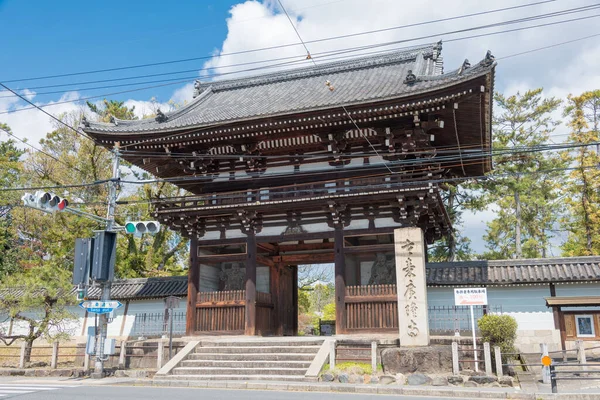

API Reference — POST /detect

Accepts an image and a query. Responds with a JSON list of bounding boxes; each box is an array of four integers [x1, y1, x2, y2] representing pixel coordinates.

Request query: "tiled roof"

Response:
[[426, 257, 600, 285], [86, 276, 187, 300], [83, 43, 495, 135]]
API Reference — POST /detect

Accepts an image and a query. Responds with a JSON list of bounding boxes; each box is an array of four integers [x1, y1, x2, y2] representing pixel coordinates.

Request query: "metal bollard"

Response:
[[550, 364, 557, 394]]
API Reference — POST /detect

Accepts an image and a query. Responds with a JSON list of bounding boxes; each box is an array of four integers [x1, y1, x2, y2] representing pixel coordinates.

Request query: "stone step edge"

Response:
[[154, 375, 307, 381], [187, 353, 315, 358], [182, 360, 311, 364], [181, 363, 311, 367], [196, 345, 321, 350], [143, 380, 527, 399], [173, 367, 307, 372]]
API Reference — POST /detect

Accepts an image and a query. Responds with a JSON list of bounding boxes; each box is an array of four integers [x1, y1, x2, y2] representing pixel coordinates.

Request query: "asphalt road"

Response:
[[5, 385, 466, 400]]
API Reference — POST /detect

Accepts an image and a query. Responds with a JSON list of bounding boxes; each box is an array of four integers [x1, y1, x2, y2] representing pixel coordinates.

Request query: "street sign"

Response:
[[79, 300, 123, 314], [541, 355, 552, 366], [164, 296, 180, 310], [454, 288, 488, 306]]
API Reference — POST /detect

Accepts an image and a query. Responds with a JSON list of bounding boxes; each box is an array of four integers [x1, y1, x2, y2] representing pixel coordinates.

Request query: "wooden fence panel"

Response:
[[345, 284, 398, 331], [195, 290, 246, 333]]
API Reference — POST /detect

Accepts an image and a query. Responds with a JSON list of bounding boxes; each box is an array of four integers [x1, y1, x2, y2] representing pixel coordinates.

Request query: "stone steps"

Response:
[[187, 352, 315, 361], [156, 374, 307, 382], [172, 367, 307, 376], [159, 338, 324, 383], [193, 345, 321, 354], [181, 360, 312, 369], [199, 340, 324, 347]]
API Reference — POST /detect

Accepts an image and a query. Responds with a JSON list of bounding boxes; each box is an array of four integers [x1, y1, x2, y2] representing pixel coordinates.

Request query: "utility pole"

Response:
[[93, 142, 120, 377]]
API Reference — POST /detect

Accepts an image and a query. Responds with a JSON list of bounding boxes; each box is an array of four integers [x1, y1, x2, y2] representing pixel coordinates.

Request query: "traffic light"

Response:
[[124, 221, 160, 235], [21, 191, 68, 212]]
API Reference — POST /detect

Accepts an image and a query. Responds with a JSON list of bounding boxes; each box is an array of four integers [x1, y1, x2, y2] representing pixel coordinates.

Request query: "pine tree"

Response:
[[476, 89, 565, 259], [561, 90, 600, 255]]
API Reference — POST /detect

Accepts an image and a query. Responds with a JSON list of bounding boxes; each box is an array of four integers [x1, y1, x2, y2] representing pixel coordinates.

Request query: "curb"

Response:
[[128, 379, 600, 399]]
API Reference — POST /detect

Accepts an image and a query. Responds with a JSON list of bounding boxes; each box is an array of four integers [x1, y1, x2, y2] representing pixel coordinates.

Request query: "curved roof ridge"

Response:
[[194, 43, 440, 94]]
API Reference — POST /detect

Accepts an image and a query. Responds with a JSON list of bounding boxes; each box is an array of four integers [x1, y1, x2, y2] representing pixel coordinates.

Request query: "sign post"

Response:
[[164, 296, 180, 360], [454, 288, 488, 372]]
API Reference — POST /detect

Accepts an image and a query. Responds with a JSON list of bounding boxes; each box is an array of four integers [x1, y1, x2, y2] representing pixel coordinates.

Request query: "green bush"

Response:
[[477, 314, 518, 357]]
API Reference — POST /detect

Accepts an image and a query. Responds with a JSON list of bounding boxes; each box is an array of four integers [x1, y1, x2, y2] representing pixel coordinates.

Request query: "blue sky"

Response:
[[1, 0, 599, 255], [0, 0, 239, 103]]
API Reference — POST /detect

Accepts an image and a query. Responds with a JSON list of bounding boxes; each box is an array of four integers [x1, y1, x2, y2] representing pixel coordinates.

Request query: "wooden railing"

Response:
[[196, 290, 245, 333], [198, 290, 245, 303], [345, 284, 398, 331], [157, 172, 438, 212]]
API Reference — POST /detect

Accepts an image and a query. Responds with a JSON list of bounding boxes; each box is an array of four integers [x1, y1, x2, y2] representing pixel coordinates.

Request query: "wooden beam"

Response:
[[245, 231, 257, 336], [186, 236, 199, 335], [257, 254, 276, 268], [344, 295, 397, 303], [278, 242, 335, 252], [344, 244, 395, 253], [257, 242, 278, 253], [274, 253, 335, 264], [334, 225, 347, 334]]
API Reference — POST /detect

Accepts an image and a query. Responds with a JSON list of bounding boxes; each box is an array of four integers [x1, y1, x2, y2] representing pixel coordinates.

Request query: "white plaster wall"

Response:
[[257, 266, 269, 293], [199, 264, 220, 292], [427, 286, 555, 331]]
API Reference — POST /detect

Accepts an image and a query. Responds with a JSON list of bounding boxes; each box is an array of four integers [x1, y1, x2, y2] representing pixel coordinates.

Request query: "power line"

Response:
[[0, 83, 93, 143], [497, 32, 600, 60], [1, 0, 559, 85], [3, 14, 599, 117], [277, 0, 317, 66], [0, 180, 110, 192], [39, 164, 599, 209]]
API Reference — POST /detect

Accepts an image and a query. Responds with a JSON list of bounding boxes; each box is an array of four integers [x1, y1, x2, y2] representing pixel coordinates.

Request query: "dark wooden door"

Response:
[[281, 266, 296, 336]]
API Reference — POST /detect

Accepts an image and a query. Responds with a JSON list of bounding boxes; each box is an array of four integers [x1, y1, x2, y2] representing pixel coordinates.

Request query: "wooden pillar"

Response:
[[292, 265, 299, 336], [334, 224, 346, 334], [271, 263, 282, 336], [186, 236, 199, 335], [245, 231, 257, 336]]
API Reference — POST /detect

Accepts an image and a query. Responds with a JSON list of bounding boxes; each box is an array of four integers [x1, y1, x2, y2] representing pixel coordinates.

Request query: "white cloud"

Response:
[[198, 0, 600, 255]]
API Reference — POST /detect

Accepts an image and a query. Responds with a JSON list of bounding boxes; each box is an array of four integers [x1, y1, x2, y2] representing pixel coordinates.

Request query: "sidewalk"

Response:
[[0, 375, 598, 399]]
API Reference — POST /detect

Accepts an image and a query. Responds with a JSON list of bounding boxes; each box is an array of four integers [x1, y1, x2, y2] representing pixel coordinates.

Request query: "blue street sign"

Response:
[[79, 300, 123, 314]]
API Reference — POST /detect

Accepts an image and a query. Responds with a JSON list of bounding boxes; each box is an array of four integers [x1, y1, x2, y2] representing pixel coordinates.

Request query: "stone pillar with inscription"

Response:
[[394, 227, 430, 346]]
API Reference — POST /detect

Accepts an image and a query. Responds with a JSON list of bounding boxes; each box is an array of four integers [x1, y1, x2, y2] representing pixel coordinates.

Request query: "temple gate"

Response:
[[82, 42, 496, 340]]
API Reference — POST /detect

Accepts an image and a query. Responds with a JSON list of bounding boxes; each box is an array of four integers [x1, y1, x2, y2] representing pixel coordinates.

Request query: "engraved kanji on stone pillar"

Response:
[[394, 227, 430, 346]]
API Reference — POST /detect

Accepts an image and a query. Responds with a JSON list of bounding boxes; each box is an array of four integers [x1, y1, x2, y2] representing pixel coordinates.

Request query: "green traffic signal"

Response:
[[124, 221, 160, 235]]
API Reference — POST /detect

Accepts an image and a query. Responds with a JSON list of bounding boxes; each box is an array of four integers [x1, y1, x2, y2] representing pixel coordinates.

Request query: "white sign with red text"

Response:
[[454, 288, 488, 306]]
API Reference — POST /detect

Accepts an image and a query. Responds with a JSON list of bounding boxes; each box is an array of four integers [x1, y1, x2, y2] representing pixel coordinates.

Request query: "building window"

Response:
[[575, 315, 595, 338]]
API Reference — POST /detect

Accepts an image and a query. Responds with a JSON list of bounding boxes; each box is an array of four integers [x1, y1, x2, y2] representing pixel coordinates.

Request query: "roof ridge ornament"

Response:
[[193, 80, 203, 98], [482, 50, 495, 67], [433, 40, 442, 59], [458, 59, 471, 75], [109, 116, 118, 126], [404, 69, 418, 85], [155, 109, 168, 123]]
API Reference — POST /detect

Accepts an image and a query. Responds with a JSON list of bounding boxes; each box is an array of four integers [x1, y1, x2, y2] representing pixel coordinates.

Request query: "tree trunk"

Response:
[[23, 340, 33, 364], [514, 191, 522, 258], [447, 191, 456, 262]]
